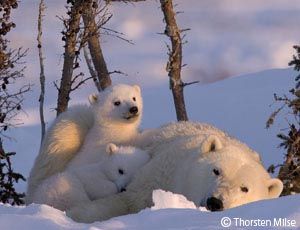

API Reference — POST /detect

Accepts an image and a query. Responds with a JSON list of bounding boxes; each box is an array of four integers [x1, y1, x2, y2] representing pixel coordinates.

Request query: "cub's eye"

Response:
[[241, 186, 249, 193], [213, 169, 220, 176], [114, 101, 121, 106], [118, 169, 124, 175], [132, 97, 136, 101]]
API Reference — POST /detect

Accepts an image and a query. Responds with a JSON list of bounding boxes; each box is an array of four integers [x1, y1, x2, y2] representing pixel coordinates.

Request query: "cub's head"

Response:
[[102, 143, 150, 192], [173, 135, 283, 211], [89, 84, 142, 126]]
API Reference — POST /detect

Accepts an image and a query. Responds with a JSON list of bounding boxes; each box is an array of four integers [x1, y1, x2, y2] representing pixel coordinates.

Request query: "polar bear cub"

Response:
[[67, 84, 143, 169], [31, 143, 149, 211]]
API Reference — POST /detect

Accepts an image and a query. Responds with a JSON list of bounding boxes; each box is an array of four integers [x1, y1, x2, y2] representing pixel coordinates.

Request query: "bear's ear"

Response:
[[106, 143, 118, 155], [88, 93, 98, 105], [201, 135, 223, 154], [133, 85, 141, 94], [267, 178, 283, 198]]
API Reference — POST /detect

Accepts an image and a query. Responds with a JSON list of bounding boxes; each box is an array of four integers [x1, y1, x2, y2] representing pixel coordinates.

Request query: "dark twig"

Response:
[[182, 80, 199, 87], [71, 76, 94, 92]]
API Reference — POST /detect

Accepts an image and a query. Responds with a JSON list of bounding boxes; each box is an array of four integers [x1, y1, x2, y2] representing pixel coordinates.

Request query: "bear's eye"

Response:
[[213, 169, 220, 176], [118, 169, 124, 175], [132, 97, 136, 101], [114, 101, 121, 106], [241, 186, 249, 193]]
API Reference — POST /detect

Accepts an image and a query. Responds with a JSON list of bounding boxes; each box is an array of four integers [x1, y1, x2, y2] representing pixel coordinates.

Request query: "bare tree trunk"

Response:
[[82, 4, 111, 91], [37, 0, 46, 143], [160, 0, 188, 121], [56, 0, 83, 116]]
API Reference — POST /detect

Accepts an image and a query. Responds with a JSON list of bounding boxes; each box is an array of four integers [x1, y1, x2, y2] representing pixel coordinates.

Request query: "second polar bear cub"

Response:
[[32, 143, 150, 211], [68, 84, 143, 169]]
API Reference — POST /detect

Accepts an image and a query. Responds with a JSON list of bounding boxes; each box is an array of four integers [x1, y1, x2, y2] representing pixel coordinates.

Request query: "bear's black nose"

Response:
[[206, 197, 224, 211], [129, 106, 138, 114], [120, 188, 126, 192]]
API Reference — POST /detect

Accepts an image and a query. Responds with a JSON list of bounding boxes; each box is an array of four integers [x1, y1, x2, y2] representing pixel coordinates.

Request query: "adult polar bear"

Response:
[[26, 84, 143, 203], [67, 122, 283, 222]]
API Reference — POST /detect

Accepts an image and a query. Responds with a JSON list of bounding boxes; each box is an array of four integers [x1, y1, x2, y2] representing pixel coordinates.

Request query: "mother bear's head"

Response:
[[171, 135, 283, 211]]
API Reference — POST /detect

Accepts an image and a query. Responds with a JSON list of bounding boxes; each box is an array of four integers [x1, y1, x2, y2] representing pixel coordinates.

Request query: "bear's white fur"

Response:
[[26, 84, 143, 204], [30, 143, 149, 211], [26, 105, 94, 203], [66, 122, 283, 223]]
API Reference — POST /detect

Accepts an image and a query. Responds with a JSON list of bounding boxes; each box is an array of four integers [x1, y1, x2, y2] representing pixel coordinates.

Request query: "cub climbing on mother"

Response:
[[26, 84, 143, 204]]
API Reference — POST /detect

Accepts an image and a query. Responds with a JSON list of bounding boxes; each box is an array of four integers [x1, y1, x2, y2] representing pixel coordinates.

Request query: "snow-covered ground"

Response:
[[0, 190, 299, 229]]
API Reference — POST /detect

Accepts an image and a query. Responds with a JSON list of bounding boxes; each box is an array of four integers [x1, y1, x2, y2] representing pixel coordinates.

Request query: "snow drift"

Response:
[[0, 190, 299, 230]]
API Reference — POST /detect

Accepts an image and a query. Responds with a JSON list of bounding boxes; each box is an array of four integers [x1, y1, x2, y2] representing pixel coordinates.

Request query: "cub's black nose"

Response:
[[129, 106, 138, 114], [206, 197, 224, 211], [120, 188, 126, 192]]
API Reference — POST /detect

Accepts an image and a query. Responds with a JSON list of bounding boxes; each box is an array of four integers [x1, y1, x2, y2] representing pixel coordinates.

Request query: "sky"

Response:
[[7, 0, 300, 127]]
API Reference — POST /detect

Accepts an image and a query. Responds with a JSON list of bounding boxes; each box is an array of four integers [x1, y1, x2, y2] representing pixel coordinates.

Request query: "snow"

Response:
[[151, 189, 208, 211], [0, 190, 299, 229]]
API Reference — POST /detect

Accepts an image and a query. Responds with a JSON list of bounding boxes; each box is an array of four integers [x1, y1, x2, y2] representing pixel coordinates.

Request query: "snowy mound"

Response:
[[0, 191, 299, 230], [151, 189, 208, 212]]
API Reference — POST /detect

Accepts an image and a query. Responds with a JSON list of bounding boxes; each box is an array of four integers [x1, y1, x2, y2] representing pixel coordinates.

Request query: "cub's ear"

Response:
[[133, 85, 141, 94], [201, 135, 223, 154], [88, 93, 98, 105], [267, 178, 283, 198], [106, 143, 118, 155]]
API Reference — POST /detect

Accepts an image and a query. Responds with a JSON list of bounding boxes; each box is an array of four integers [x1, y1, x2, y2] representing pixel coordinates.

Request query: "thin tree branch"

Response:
[[71, 76, 94, 92], [108, 70, 128, 76], [160, 0, 188, 121], [83, 45, 100, 91], [101, 26, 134, 44], [182, 80, 199, 87], [37, 0, 46, 144], [53, 81, 59, 91]]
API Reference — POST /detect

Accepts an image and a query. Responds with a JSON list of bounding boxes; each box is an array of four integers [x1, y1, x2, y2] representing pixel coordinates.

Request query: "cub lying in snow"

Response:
[[31, 143, 149, 211]]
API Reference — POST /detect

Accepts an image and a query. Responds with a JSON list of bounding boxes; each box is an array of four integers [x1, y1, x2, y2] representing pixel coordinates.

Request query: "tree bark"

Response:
[[56, 0, 83, 116], [160, 0, 188, 121], [82, 4, 111, 91]]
